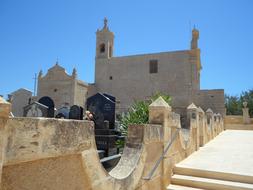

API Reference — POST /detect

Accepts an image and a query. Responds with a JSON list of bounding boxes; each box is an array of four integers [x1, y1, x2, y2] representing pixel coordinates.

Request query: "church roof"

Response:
[[9, 88, 32, 95], [48, 62, 66, 73]]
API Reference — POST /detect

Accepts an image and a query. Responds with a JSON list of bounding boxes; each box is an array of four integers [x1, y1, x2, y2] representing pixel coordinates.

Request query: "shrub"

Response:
[[116, 93, 171, 148]]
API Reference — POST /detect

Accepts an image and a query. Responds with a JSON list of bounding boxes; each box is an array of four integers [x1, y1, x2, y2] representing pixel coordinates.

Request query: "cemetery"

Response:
[[0, 4, 253, 189]]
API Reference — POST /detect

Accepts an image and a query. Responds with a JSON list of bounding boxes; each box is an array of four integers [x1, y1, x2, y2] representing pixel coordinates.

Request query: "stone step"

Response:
[[171, 174, 253, 190], [167, 184, 204, 190], [174, 166, 253, 184]]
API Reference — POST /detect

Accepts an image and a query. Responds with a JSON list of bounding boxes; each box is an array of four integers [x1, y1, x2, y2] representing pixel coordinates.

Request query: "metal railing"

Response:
[[143, 128, 180, 180]]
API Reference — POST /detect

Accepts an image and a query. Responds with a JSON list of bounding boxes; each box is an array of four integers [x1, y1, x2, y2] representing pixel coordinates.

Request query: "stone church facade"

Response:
[[36, 63, 88, 110], [89, 19, 225, 116]]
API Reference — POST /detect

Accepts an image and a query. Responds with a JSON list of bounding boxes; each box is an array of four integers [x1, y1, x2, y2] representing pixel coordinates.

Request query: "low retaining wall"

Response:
[[0, 97, 224, 190], [225, 115, 253, 130]]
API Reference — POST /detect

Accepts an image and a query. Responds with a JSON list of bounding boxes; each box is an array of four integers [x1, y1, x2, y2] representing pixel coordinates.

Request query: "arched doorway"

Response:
[[38, 96, 55, 118]]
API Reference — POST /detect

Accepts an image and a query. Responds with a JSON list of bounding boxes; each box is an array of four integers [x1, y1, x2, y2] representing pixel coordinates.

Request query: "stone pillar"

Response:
[[206, 108, 213, 126], [187, 103, 199, 150], [0, 97, 11, 185], [213, 113, 218, 136], [198, 107, 205, 146], [149, 97, 172, 141], [149, 97, 172, 187], [206, 108, 214, 138], [216, 113, 221, 132], [242, 102, 250, 124]]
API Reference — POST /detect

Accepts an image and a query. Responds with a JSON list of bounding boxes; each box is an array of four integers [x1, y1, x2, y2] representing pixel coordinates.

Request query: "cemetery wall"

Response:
[[0, 96, 224, 190]]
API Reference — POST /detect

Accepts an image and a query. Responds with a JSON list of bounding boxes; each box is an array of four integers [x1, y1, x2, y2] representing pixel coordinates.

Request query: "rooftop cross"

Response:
[[103, 17, 108, 29]]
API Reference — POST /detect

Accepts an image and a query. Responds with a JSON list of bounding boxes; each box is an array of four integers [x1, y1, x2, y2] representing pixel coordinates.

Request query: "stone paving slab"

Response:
[[177, 130, 253, 177]]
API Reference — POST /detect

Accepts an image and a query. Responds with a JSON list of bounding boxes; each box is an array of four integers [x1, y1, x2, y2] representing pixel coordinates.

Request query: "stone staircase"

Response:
[[167, 166, 253, 190]]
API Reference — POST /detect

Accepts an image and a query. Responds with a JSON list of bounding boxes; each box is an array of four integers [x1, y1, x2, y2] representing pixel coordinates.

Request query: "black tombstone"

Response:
[[55, 106, 70, 119], [38, 96, 55, 118], [86, 93, 115, 129], [87, 93, 121, 157], [69, 105, 83, 120]]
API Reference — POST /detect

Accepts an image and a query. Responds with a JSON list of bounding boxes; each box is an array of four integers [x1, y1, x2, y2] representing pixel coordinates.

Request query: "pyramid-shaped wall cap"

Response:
[[198, 107, 205, 113], [0, 97, 10, 104], [217, 113, 221, 116], [206, 108, 213, 114], [187, 103, 198, 110], [149, 96, 171, 109]]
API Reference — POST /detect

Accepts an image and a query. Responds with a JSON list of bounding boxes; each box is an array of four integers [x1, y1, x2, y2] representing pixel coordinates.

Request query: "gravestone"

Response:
[[38, 96, 55, 117], [23, 102, 48, 117], [87, 93, 115, 129], [69, 105, 83, 120], [55, 106, 70, 119], [87, 93, 121, 157]]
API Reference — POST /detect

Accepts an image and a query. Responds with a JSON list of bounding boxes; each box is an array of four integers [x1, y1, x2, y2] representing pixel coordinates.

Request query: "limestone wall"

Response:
[[0, 97, 224, 190], [8, 88, 32, 117], [224, 115, 253, 130], [37, 64, 88, 109], [194, 89, 225, 116], [94, 50, 200, 114]]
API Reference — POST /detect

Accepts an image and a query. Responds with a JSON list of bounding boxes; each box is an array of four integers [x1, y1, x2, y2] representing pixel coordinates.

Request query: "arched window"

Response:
[[100, 43, 105, 53]]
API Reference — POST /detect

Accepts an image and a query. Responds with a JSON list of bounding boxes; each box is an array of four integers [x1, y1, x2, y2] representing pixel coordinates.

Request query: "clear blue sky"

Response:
[[0, 0, 252, 98]]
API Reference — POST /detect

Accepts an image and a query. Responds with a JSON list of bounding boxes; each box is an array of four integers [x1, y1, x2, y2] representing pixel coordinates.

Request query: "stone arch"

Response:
[[38, 96, 55, 117], [99, 43, 105, 53]]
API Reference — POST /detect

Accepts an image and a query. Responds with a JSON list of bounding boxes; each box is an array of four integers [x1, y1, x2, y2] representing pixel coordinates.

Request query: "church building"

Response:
[[36, 63, 88, 110], [89, 18, 225, 116], [8, 18, 225, 118]]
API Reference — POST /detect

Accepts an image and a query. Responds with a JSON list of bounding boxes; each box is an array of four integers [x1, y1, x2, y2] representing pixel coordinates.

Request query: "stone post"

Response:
[[213, 113, 218, 136], [198, 107, 205, 146], [216, 113, 222, 132], [206, 108, 214, 138], [206, 108, 213, 126], [0, 97, 11, 185], [149, 96, 172, 187], [149, 97, 172, 141], [187, 103, 199, 150], [242, 102, 250, 124]]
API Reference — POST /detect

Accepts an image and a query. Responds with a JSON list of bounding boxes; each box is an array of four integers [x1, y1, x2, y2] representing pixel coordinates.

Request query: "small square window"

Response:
[[109, 76, 113, 80], [149, 60, 158, 74]]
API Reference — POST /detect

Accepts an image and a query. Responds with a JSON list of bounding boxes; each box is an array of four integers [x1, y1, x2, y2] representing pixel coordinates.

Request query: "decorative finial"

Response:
[[56, 57, 59, 65], [103, 17, 108, 29], [72, 67, 77, 78], [38, 70, 43, 78], [191, 26, 199, 49]]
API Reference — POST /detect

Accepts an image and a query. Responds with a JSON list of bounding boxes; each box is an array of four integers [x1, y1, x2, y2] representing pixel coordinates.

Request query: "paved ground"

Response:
[[177, 130, 253, 176]]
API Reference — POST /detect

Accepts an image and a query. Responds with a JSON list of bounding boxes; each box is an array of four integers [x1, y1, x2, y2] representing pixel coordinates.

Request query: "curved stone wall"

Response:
[[0, 97, 224, 190]]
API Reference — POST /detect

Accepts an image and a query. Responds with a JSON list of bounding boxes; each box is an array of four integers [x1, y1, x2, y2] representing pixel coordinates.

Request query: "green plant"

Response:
[[116, 93, 171, 148]]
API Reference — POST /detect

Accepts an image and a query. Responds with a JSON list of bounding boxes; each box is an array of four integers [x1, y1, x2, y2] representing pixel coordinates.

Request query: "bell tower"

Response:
[[96, 18, 114, 59], [191, 27, 199, 49]]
